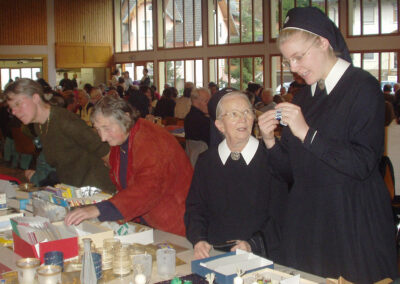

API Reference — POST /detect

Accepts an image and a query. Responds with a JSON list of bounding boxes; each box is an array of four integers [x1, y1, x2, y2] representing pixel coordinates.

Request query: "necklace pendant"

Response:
[[230, 152, 240, 161]]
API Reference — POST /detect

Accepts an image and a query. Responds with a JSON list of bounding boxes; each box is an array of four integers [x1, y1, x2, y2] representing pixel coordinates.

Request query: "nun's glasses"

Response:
[[282, 39, 317, 68], [220, 108, 255, 122]]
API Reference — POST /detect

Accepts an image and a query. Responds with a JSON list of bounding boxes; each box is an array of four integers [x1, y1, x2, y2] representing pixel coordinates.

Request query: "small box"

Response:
[[6, 198, 30, 210], [192, 250, 273, 284], [103, 222, 154, 245], [13, 221, 113, 263], [0, 209, 24, 232], [242, 267, 319, 284]]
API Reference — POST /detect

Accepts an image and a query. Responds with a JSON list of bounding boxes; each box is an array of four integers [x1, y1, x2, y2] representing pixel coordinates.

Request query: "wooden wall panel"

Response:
[[55, 0, 113, 44], [85, 46, 112, 65], [56, 45, 84, 68], [55, 43, 112, 68], [0, 0, 47, 45]]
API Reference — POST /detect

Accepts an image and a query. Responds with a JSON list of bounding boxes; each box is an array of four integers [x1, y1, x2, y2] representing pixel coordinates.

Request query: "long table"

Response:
[[103, 229, 325, 284], [1, 228, 326, 283]]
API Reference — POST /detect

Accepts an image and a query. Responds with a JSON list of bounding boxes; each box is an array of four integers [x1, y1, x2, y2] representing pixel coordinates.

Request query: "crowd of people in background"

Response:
[[0, 64, 311, 186]]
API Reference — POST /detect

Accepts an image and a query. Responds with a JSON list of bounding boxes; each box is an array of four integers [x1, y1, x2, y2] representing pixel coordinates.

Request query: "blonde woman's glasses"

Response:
[[282, 39, 317, 68], [220, 109, 255, 121]]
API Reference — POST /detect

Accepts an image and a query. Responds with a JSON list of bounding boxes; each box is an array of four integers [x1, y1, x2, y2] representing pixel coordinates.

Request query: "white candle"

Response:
[[16, 258, 40, 284], [234, 276, 244, 284], [37, 265, 62, 284], [135, 273, 147, 284]]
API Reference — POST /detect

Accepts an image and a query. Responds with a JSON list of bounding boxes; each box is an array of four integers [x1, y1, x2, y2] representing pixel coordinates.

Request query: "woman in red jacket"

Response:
[[65, 96, 193, 236]]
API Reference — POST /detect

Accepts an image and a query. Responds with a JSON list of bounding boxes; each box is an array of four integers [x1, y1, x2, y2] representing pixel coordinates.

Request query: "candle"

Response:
[[37, 265, 62, 284], [16, 258, 40, 284], [234, 276, 244, 284], [135, 273, 147, 284]]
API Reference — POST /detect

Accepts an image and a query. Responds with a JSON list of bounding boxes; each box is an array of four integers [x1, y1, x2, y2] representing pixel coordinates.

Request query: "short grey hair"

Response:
[[216, 91, 253, 119], [4, 78, 45, 101], [191, 87, 209, 102], [77, 89, 90, 99], [91, 96, 138, 133]]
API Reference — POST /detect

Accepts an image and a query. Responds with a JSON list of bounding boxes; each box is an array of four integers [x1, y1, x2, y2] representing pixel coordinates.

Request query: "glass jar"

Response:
[[102, 238, 121, 270], [113, 244, 131, 276]]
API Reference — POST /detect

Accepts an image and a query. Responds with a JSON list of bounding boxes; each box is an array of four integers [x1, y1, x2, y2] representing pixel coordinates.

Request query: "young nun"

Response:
[[258, 7, 398, 283]]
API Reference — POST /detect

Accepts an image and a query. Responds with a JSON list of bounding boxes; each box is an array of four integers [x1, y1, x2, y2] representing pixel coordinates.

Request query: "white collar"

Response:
[[312, 58, 351, 96], [218, 136, 259, 165]]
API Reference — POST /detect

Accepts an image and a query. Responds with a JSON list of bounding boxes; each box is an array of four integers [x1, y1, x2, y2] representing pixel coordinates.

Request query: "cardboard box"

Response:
[[192, 250, 274, 284], [0, 209, 24, 232], [243, 267, 319, 284], [103, 222, 154, 245], [6, 198, 30, 210], [13, 221, 113, 263]]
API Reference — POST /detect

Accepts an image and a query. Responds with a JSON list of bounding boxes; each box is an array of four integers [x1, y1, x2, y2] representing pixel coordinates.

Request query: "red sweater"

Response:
[[108, 119, 193, 236]]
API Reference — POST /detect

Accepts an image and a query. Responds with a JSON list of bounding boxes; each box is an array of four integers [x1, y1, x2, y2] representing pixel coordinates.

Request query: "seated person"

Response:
[[184, 87, 211, 146], [175, 82, 194, 119], [65, 96, 193, 236], [184, 92, 287, 260], [75, 89, 94, 127], [154, 87, 176, 118], [257, 88, 276, 113]]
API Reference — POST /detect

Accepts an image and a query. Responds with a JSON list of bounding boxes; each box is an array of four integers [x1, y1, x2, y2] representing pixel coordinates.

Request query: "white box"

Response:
[[0, 209, 24, 232], [102, 222, 154, 245], [242, 267, 319, 284]]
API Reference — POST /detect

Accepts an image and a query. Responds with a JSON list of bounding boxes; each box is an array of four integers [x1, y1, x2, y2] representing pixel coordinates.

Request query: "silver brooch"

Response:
[[230, 152, 241, 161]]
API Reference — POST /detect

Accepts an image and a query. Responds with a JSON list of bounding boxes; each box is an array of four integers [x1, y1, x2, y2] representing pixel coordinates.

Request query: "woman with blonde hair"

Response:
[[258, 7, 397, 283]]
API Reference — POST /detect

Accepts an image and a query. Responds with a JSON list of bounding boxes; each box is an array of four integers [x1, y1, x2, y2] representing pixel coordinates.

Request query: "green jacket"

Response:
[[34, 106, 115, 193]]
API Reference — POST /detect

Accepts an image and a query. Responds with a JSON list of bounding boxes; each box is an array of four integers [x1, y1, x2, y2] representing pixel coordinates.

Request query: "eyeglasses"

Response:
[[282, 39, 317, 69], [220, 108, 255, 121]]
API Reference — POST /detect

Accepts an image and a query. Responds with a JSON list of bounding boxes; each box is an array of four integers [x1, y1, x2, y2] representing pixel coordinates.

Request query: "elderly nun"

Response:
[[185, 92, 287, 260]]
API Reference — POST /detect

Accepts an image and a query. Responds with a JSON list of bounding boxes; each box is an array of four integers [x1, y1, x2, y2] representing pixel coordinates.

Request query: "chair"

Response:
[[176, 118, 184, 127], [162, 116, 178, 126], [379, 155, 396, 201], [11, 127, 36, 169], [185, 140, 208, 167]]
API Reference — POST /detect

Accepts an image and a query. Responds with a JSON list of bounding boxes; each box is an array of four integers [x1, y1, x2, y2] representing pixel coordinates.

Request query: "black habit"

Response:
[[185, 139, 287, 259], [268, 64, 398, 282]]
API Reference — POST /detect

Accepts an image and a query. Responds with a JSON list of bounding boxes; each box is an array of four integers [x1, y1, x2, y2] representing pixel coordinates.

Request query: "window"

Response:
[[380, 52, 397, 83], [158, 0, 202, 48], [364, 53, 375, 60], [159, 59, 203, 95], [363, 3, 375, 24], [121, 62, 154, 83], [1, 69, 10, 91], [270, 0, 339, 39], [208, 0, 263, 45], [270, 55, 293, 94], [350, 51, 398, 84], [115, 0, 153, 52], [11, 69, 21, 81], [348, 0, 399, 36], [0, 67, 41, 91], [209, 56, 263, 90]]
